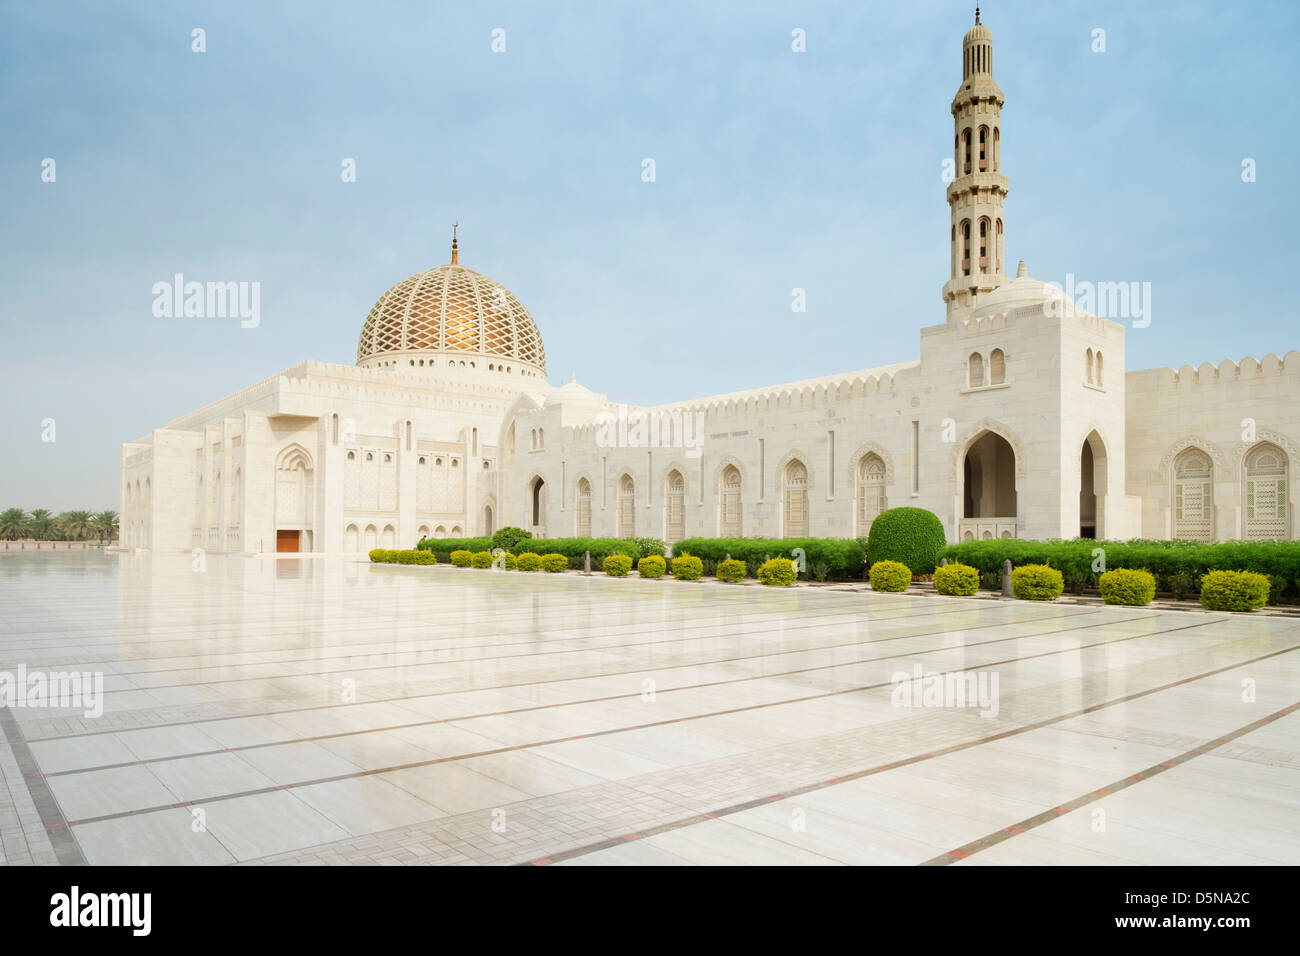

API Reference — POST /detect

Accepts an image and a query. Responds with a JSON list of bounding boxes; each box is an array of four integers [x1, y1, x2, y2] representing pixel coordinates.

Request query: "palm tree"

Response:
[[26, 509, 56, 540], [0, 508, 28, 540], [59, 510, 95, 541], [92, 511, 119, 544]]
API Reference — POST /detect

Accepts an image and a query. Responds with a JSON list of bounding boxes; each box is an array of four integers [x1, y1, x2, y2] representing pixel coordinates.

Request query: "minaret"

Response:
[[942, 8, 1008, 318]]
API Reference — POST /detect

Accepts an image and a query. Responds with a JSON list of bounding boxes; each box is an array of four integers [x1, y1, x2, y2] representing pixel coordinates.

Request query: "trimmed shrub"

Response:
[[491, 526, 532, 553], [393, 549, 417, 565], [717, 559, 747, 583], [415, 537, 494, 562], [516, 552, 542, 572], [604, 554, 633, 577], [368, 549, 386, 563], [671, 555, 703, 581], [1199, 570, 1269, 612], [1011, 564, 1064, 601], [412, 550, 437, 566], [540, 553, 568, 573], [934, 562, 979, 596], [1097, 568, 1155, 606], [449, 550, 473, 567], [869, 560, 912, 592], [633, 537, 666, 559], [672, 537, 865, 580], [757, 557, 796, 586], [944, 538, 1300, 599], [637, 555, 666, 578], [497, 551, 517, 571], [866, 507, 947, 575], [471, 550, 493, 568]]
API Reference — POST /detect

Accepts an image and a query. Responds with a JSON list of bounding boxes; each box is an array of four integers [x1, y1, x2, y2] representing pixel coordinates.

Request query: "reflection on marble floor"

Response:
[[0, 551, 1296, 866]]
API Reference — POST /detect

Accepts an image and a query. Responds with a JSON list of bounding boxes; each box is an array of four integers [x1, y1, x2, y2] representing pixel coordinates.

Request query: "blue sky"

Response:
[[2, 0, 1297, 510]]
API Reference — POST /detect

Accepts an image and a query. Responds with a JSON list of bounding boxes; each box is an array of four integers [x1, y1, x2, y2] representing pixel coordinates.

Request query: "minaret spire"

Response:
[[451, 222, 459, 265], [941, 11, 1007, 319]]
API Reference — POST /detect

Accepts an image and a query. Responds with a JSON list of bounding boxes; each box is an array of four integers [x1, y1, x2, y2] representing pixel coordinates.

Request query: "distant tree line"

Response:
[[0, 508, 119, 543]]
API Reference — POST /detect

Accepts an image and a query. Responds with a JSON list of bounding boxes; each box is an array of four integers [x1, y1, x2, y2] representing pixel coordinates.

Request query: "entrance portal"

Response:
[[276, 529, 300, 553]]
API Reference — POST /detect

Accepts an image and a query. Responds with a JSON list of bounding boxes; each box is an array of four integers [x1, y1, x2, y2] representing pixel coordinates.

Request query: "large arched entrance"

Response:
[[961, 430, 1017, 540], [1080, 430, 1108, 539], [274, 445, 313, 552], [483, 504, 494, 537]]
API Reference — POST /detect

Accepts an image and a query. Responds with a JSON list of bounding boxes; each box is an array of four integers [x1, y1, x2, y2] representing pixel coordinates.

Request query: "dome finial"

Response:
[[451, 222, 459, 265], [975, 6, 980, 24]]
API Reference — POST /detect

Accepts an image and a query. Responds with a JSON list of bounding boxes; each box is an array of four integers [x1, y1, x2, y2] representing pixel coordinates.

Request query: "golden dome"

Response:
[[356, 261, 546, 371]]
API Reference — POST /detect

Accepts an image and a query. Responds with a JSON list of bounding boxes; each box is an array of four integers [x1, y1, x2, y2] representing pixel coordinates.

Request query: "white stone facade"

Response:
[[120, 15, 1299, 554]]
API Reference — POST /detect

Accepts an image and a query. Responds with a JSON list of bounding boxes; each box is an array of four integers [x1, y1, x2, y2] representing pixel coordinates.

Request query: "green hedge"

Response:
[[757, 558, 796, 586], [1098, 568, 1155, 606], [1011, 564, 1064, 601], [1199, 570, 1270, 611], [944, 539, 1300, 600], [866, 508, 947, 575], [869, 560, 912, 592], [417, 537, 495, 562], [718, 559, 747, 583], [671, 537, 865, 580], [369, 549, 436, 565], [934, 562, 979, 596], [637, 555, 666, 578]]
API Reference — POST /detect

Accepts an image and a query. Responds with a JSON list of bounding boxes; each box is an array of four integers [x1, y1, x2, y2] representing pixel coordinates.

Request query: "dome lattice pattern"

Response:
[[356, 265, 545, 369]]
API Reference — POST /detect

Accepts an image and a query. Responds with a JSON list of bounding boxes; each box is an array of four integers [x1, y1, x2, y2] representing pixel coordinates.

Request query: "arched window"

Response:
[[576, 478, 592, 537], [345, 524, 359, 552], [978, 126, 988, 171], [978, 218, 989, 271], [665, 470, 685, 542], [995, 218, 1002, 273], [530, 477, 546, 529], [1173, 449, 1214, 541], [1086, 348, 1095, 384], [993, 127, 1000, 170], [719, 465, 742, 537], [969, 352, 984, 388], [962, 128, 972, 174], [961, 221, 971, 276], [989, 348, 1005, 384], [1244, 443, 1288, 539], [617, 474, 635, 538], [857, 454, 887, 535], [783, 459, 809, 537], [1095, 351, 1104, 387]]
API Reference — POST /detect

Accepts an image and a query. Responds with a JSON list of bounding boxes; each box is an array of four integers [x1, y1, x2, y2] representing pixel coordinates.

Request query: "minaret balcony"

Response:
[[947, 171, 1009, 202]]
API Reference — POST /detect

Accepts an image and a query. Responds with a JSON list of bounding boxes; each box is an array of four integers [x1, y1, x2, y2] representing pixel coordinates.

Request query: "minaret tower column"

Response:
[[942, 8, 1009, 318]]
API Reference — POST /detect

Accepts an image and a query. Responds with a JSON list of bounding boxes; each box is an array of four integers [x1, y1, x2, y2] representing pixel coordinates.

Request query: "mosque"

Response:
[[120, 12, 1299, 554]]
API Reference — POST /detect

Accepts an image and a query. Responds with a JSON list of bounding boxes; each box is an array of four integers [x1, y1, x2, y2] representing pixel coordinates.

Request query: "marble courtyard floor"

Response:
[[0, 551, 1296, 867]]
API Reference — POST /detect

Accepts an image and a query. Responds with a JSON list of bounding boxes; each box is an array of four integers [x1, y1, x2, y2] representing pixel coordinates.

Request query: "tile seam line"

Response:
[[53, 615, 1237, 826], [918, 697, 1300, 865], [520, 641, 1300, 866], [23, 604, 1125, 743], [38, 607, 1150, 773]]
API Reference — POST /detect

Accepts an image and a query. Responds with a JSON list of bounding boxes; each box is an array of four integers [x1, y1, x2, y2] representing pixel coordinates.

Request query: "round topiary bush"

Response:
[[450, 550, 472, 568], [717, 559, 747, 583], [934, 562, 979, 596], [494, 551, 517, 571], [1011, 564, 1064, 601], [491, 526, 532, 553], [869, 560, 912, 592], [865, 507, 947, 576], [637, 555, 666, 578], [412, 550, 437, 566], [516, 552, 542, 572], [603, 554, 633, 577], [540, 553, 568, 573], [757, 557, 796, 586], [368, 549, 385, 563], [1098, 568, 1155, 606], [1199, 570, 1269, 612], [394, 550, 417, 564], [671, 555, 703, 580], [471, 550, 494, 568]]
